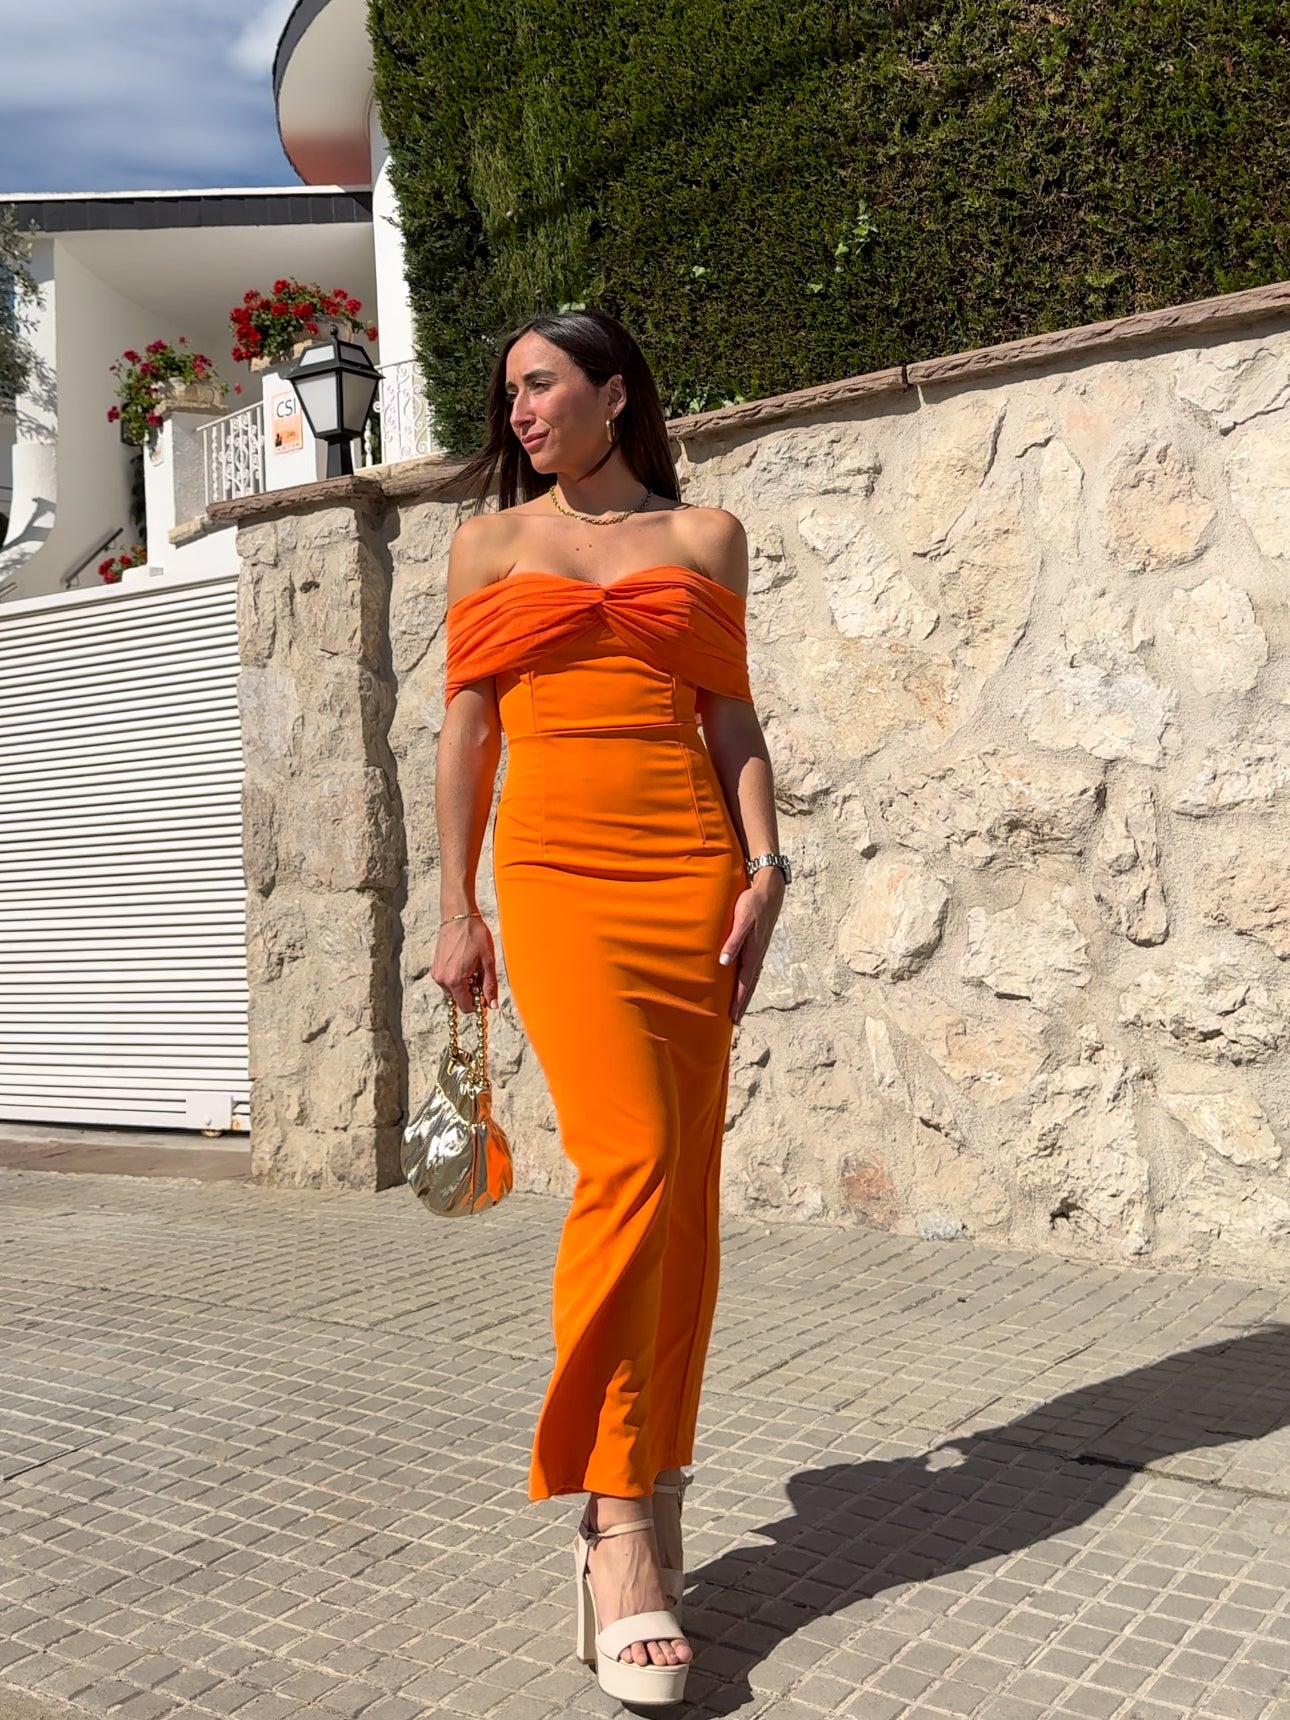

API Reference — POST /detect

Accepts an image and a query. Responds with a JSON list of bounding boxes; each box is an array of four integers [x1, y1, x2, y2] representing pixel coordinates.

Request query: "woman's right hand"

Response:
[[432, 914, 501, 1013]]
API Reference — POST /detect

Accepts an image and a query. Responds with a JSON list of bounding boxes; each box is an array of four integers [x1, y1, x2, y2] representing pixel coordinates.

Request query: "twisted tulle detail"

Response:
[[444, 566, 753, 707]]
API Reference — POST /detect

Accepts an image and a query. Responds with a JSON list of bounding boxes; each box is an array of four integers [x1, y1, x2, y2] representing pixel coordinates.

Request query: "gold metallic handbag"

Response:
[[401, 977, 514, 1216]]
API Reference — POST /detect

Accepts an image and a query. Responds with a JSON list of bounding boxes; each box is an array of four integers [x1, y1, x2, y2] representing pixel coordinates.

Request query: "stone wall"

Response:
[[224, 287, 1290, 1279]]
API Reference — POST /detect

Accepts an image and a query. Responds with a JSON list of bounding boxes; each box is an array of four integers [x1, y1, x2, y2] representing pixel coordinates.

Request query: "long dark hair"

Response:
[[454, 308, 681, 515]]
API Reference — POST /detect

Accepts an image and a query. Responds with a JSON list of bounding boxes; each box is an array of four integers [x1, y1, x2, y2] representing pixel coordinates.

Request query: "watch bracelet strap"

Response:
[[745, 852, 790, 879]]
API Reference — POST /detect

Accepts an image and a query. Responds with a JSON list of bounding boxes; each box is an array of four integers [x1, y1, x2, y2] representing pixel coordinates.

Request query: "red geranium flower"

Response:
[[228, 278, 369, 367], [108, 339, 227, 445]]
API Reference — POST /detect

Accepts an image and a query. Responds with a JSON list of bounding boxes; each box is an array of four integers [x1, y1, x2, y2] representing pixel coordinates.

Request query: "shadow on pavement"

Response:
[[681, 1324, 1290, 1716]]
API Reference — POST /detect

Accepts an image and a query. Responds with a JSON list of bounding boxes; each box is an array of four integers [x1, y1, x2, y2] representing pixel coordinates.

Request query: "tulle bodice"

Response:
[[443, 565, 753, 709]]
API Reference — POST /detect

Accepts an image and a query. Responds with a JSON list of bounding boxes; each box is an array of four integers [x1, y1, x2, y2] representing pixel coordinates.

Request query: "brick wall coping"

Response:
[[207, 277, 1290, 530]]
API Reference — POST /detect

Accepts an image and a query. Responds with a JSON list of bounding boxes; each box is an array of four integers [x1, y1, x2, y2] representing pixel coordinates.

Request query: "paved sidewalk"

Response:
[[2, 1166, 1290, 1720], [0, 1126, 249, 1183]]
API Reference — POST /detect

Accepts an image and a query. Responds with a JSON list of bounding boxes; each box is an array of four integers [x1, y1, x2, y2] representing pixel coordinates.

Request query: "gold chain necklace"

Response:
[[549, 484, 653, 526]]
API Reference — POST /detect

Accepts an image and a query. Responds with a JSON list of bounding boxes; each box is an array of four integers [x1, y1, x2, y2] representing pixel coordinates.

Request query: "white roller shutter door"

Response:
[[0, 571, 250, 1131]]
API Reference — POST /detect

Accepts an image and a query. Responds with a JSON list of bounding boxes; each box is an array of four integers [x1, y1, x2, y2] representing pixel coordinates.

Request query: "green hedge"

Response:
[[369, 0, 1290, 459]]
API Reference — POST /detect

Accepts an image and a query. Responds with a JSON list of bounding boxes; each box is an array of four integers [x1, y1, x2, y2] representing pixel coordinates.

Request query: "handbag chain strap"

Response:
[[447, 976, 490, 1091]]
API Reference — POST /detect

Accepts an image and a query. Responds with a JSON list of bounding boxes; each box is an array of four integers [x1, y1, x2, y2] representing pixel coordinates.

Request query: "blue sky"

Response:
[[0, 2, 299, 193]]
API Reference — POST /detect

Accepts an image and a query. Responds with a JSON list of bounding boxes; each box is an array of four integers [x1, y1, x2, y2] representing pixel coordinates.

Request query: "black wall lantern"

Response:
[[283, 325, 381, 479]]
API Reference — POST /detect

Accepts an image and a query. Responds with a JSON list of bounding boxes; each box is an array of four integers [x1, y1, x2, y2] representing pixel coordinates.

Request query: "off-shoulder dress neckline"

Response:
[[447, 564, 745, 611]]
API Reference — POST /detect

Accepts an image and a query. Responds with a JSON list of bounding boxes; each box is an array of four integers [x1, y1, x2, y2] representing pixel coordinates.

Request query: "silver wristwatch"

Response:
[[745, 851, 792, 886]]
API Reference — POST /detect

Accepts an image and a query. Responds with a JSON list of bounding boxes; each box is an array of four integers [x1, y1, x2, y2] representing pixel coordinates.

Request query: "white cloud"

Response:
[[230, 0, 298, 78], [0, 1, 297, 192]]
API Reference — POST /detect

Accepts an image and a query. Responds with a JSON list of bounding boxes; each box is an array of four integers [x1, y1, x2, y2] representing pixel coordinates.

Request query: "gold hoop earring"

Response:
[[606, 417, 614, 445]]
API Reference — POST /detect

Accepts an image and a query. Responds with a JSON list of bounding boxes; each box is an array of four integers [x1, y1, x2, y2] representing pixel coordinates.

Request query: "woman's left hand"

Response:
[[719, 873, 786, 1024]]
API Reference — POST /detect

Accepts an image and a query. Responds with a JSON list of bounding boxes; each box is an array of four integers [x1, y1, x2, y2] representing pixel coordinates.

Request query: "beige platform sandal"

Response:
[[652, 1470, 693, 1620], [574, 1514, 690, 1708]]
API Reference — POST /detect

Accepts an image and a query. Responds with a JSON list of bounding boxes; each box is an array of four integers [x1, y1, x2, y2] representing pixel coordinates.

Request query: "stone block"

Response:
[[1171, 719, 1290, 816], [1016, 1048, 1151, 1258], [886, 994, 1046, 1107], [925, 473, 1037, 682], [1118, 955, 1287, 1062], [879, 747, 1104, 869], [294, 767, 400, 893], [239, 666, 302, 772], [1156, 1078, 1281, 1169], [1102, 440, 1215, 573], [797, 507, 937, 643], [251, 1123, 401, 1190], [291, 529, 388, 669], [1159, 576, 1267, 697], [1092, 778, 1167, 946], [840, 855, 950, 980], [236, 551, 283, 668], [302, 893, 398, 1030], [241, 777, 281, 898], [903, 396, 1006, 553], [244, 895, 307, 987], [302, 660, 394, 765], [962, 886, 1091, 1009], [711, 423, 883, 506], [1173, 337, 1290, 427], [303, 1026, 402, 1134], [389, 562, 448, 682], [1201, 838, 1290, 960], [1023, 652, 1176, 766], [1226, 407, 1290, 557]]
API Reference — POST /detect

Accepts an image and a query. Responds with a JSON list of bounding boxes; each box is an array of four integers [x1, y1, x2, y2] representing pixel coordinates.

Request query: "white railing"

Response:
[[193, 361, 433, 505], [373, 358, 434, 466], [201, 401, 266, 508], [360, 413, 379, 472]]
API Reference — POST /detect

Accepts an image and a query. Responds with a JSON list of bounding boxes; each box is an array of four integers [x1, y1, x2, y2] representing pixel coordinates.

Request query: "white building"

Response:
[[0, 0, 432, 1137], [0, 0, 430, 606]]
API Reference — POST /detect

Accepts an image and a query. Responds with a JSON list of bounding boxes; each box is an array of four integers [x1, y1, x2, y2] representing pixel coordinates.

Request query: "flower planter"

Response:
[[231, 281, 377, 373], [248, 336, 315, 376], [108, 339, 227, 446], [157, 378, 227, 414]]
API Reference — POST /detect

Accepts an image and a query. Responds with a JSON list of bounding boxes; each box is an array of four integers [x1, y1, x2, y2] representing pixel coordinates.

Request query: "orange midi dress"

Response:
[[443, 564, 754, 1501]]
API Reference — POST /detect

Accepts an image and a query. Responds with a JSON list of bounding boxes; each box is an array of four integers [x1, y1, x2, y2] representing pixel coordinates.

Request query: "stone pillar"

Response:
[[236, 500, 405, 1188]]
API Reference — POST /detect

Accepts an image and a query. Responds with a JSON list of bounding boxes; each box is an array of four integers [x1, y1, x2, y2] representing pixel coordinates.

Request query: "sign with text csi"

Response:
[[261, 374, 323, 489]]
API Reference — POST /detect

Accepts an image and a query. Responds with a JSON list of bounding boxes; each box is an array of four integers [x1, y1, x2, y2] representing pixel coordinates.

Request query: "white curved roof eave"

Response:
[[274, 0, 375, 188]]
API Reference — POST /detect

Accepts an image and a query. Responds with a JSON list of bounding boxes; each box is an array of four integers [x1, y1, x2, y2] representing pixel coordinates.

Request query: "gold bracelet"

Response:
[[440, 910, 483, 927]]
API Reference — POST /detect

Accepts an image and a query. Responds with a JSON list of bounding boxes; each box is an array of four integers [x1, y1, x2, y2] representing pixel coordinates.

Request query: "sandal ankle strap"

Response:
[[652, 1471, 694, 1501], [581, 1514, 657, 1551]]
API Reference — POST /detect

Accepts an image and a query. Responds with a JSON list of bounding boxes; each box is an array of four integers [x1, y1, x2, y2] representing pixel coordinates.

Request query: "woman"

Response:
[[431, 308, 790, 1707]]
